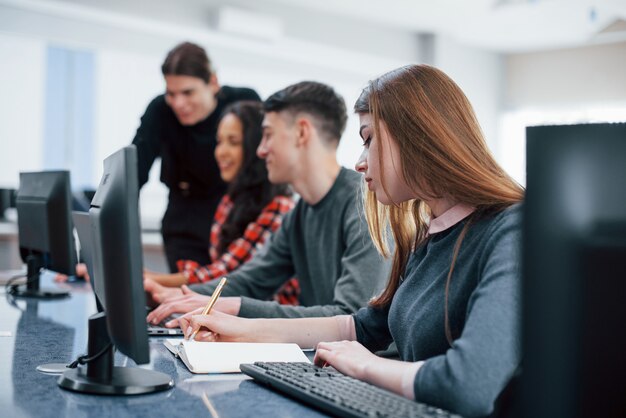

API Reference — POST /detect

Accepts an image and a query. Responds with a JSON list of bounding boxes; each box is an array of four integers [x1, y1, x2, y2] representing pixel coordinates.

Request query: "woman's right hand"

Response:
[[178, 309, 253, 343]]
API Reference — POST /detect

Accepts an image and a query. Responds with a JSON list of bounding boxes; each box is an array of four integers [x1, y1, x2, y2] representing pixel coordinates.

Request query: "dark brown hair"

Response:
[[264, 81, 347, 145], [216, 101, 291, 255], [161, 42, 213, 83]]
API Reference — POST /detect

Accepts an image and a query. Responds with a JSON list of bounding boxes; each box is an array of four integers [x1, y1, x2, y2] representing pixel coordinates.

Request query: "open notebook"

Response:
[[164, 339, 310, 374]]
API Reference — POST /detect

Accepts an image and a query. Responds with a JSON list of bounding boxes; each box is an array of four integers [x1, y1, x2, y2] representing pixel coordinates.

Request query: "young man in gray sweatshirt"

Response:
[[146, 81, 390, 322]]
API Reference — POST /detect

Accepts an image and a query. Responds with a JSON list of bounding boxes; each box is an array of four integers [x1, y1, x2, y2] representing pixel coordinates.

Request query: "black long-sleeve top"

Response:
[[132, 86, 261, 199]]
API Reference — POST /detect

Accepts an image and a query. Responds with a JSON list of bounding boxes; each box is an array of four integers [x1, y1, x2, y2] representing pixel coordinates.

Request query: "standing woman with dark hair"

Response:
[[178, 65, 525, 416], [133, 41, 261, 272], [145, 101, 297, 304]]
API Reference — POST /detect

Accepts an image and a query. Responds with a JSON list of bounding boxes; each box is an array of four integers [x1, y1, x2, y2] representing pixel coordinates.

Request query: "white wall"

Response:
[[94, 49, 167, 227], [3, 0, 624, 214], [505, 41, 626, 108], [1, 1, 535, 219], [2, 0, 538, 230], [433, 35, 504, 157], [499, 41, 626, 185], [0, 33, 46, 188], [0, 0, 411, 226]]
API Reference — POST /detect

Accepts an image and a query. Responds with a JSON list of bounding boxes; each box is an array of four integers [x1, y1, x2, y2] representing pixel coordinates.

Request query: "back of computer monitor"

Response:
[[523, 123, 626, 418], [90, 146, 148, 364], [13, 171, 75, 299], [17, 171, 76, 274], [58, 146, 172, 395], [0, 188, 15, 220], [71, 211, 104, 312]]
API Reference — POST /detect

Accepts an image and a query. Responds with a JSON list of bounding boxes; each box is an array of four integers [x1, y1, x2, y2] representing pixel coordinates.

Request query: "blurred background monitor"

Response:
[[58, 145, 172, 395], [13, 171, 76, 298], [522, 123, 626, 418], [0, 188, 16, 220]]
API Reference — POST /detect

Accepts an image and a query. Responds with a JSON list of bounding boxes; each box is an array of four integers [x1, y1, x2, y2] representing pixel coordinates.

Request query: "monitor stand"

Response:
[[58, 312, 174, 395], [11, 255, 70, 299]]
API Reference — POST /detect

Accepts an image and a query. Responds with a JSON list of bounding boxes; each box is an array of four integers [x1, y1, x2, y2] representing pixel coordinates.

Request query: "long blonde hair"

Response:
[[355, 65, 523, 340]]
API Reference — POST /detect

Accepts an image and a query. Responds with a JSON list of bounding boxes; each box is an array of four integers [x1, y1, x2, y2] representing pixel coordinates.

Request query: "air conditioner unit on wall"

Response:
[[215, 7, 284, 41]]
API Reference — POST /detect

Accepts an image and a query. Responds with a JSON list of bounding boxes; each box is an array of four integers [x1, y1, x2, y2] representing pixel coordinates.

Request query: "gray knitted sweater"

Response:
[[354, 204, 522, 417]]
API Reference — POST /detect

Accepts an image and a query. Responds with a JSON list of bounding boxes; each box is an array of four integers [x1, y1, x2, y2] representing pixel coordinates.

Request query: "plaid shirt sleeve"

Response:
[[178, 195, 294, 285]]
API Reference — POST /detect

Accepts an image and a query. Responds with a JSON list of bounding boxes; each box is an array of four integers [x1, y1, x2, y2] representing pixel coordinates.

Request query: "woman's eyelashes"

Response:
[[362, 135, 372, 148]]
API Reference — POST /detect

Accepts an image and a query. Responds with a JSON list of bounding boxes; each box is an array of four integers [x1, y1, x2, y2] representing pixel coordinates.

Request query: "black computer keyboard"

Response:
[[240, 362, 462, 418], [146, 312, 184, 336], [147, 323, 184, 336]]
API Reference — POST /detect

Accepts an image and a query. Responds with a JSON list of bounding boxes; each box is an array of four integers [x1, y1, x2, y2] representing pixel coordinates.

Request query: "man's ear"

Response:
[[208, 74, 220, 95], [295, 117, 312, 147]]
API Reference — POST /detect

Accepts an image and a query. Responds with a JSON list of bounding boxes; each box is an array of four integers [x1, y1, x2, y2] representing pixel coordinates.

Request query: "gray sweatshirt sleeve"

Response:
[[413, 211, 522, 417], [238, 200, 389, 318], [188, 210, 296, 298], [353, 304, 394, 353]]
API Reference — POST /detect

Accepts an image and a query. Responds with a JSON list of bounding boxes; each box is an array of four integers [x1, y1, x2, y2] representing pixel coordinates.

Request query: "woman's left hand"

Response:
[[313, 340, 378, 380]]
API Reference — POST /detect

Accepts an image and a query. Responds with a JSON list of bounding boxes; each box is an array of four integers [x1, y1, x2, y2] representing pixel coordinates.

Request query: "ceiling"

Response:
[[6, 0, 626, 53], [264, 0, 626, 52]]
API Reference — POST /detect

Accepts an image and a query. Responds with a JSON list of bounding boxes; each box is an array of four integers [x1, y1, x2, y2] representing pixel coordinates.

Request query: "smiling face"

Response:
[[215, 113, 244, 183], [355, 113, 415, 205], [164, 74, 219, 126], [257, 111, 299, 184]]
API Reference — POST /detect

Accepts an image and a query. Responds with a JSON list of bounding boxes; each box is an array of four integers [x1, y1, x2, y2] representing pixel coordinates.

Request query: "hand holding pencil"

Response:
[[187, 277, 228, 341]]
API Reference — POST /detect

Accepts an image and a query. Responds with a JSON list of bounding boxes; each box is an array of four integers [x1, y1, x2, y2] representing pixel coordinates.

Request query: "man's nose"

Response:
[[170, 95, 186, 110], [257, 139, 268, 159]]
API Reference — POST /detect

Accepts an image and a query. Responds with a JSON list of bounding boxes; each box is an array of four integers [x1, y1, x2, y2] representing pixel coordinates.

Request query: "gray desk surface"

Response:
[[0, 274, 328, 418]]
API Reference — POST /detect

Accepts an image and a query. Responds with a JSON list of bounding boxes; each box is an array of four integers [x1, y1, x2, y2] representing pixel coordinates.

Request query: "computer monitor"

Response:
[[522, 123, 626, 417], [13, 171, 76, 298], [73, 210, 182, 336], [58, 145, 173, 395], [71, 211, 104, 313], [0, 188, 15, 220]]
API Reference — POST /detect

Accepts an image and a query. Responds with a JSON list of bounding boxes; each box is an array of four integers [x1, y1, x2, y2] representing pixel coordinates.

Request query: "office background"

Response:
[[1, 0, 625, 227]]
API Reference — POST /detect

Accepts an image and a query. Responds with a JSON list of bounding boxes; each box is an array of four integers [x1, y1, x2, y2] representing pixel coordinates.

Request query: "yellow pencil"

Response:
[[188, 276, 228, 341]]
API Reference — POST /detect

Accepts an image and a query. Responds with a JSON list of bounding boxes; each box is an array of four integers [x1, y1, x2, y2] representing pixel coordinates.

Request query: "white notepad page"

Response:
[[164, 339, 310, 374]]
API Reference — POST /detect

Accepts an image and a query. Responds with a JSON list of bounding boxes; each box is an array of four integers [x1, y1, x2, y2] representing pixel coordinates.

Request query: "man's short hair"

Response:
[[263, 81, 348, 144]]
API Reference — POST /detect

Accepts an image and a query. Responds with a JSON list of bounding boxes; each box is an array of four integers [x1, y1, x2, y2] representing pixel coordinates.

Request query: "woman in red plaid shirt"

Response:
[[146, 101, 298, 304]]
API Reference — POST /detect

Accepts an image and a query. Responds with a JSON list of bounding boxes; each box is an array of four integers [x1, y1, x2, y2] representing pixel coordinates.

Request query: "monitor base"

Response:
[[57, 311, 174, 396], [11, 287, 69, 299], [58, 367, 173, 395], [37, 362, 71, 374], [10, 255, 70, 299]]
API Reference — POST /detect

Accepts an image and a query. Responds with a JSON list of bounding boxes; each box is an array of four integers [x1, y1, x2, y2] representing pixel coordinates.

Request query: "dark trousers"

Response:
[[161, 193, 222, 273]]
